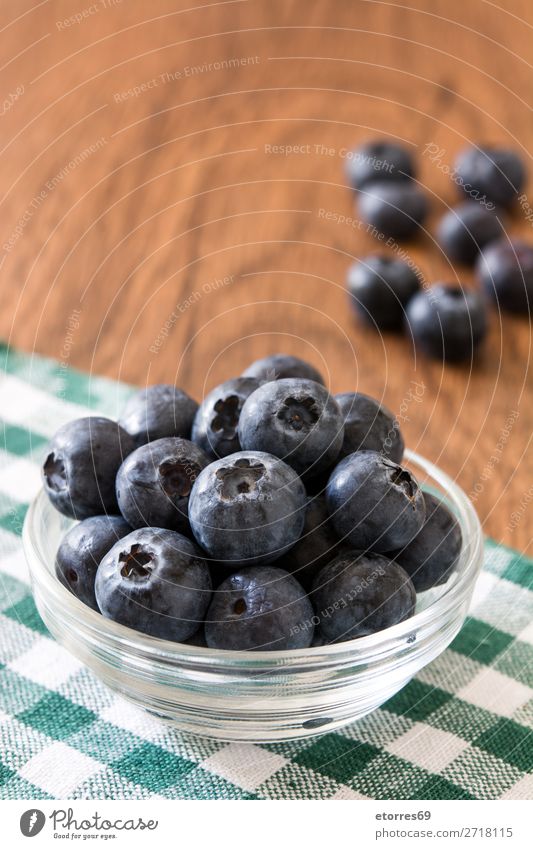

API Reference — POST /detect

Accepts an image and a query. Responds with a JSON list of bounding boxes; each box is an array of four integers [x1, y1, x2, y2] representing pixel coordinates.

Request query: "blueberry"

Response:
[[238, 378, 344, 479], [55, 515, 132, 610], [42, 417, 135, 519], [358, 181, 428, 241], [347, 255, 420, 330], [335, 392, 404, 463], [312, 551, 416, 642], [205, 566, 314, 650], [455, 146, 526, 208], [95, 527, 212, 642], [242, 354, 325, 385], [188, 450, 306, 566], [405, 284, 487, 362], [437, 203, 504, 265], [392, 492, 462, 592], [281, 495, 340, 589], [191, 377, 259, 459], [345, 140, 415, 190], [119, 385, 198, 448], [476, 238, 533, 315], [116, 437, 210, 534], [326, 451, 425, 552]]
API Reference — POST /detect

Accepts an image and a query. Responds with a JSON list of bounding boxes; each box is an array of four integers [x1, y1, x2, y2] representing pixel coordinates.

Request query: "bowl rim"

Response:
[[23, 448, 484, 667]]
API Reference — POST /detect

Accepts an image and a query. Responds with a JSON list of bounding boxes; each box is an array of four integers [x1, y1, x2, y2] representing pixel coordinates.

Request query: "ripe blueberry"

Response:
[[191, 377, 259, 459], [188, 450, 306, 566], [326, 451, 426, 552], [42, 417, 135, 519], [454, 146, 526, 208], [357, 181, 428, 240], [281, 495, 340, 589], [345, 140, 416, 190], [335, 392, 404, 463], [116, 437, 210, 534], [312, 551, 416, 642], [405, 284, 487, 362], [347, 255, 420, 330], [95, 527, 211, 642], [476, 238, 533, 315], [119, 384, 198, 447], [205, 566, 314, 650], [238, 378, 344, 479], [437, 202, 504, 266], [242, 353, 325, 385], [56, 515, 132, 610]]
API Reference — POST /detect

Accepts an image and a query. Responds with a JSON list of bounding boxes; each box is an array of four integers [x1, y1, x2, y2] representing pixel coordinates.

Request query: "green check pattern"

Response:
[[0, 345, 532, 800]]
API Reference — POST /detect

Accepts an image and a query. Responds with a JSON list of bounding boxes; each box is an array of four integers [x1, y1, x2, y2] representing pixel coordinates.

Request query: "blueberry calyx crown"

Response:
[[211, 394, 240, 438], [277, 395, 320, 432], [215, 457, 265, 498], [43, 452, 68, 492], [118, 544, 154, 579], [158, 458, 200, 499]]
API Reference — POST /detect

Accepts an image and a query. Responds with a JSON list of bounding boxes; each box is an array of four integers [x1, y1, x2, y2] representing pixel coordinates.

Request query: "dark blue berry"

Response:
[[326, 451, 425, 552], [455, 146, 526, 208], [42, 417, 135, 519], [55, 515, 132, 610], [188, 450, 306, 566], [116, 437, 210, 534], [238, 378, 344, 479], [345, 140, 415, 190], [405, 284, 487, 362], [95, 527, 211, 642], [347, 255, 420, 330], [242, 353, 325, 385], [312, 551, 416, 642], [205, 566, 314, 650], [437, 203, 504, 265], [281, 495, 340, 589], [191, 377, 259, 459], [335, 392, 404, 463], [358, 181, 428, 240], [119, 385, 198, 447], [476, 238, 533, 315], [392, 492, 462, 592]]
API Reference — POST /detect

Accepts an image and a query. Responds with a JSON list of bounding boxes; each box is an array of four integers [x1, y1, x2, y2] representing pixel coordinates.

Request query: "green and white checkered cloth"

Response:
[[0, 345, 532, 801]]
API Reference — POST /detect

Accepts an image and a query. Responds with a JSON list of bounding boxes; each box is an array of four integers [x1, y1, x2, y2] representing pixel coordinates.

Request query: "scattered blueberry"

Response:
[[326, 451, 426, 552], [55, 515, 132, 610], [281, 495, 340, 589], [392, 492, 462, 592], [242, 353, 325, 385], [188, 450, 306, 565], [454, 145, 526, 208], [476, 238, 533, 315], [358, 181, 428, 241], [335, 392, 404, 463], [191, 377, 260, 459], [238, 378, 344, 479], [405, 284, 487, 362], [312, 551, 416, 642], [205, 566, 314, 650], [116, 437, 210, 534], [345, 140, 415, 190], [437, 202, 504, 266], [42, 417, 135, 519], [95, 527, 212, 642], [347, 255, 420, 330], [119, 384, 198, 447]]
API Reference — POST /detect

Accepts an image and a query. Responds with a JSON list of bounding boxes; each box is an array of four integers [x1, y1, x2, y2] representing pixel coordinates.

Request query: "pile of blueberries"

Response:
[[44, 353, 462, 651], [346, 140, 532, 362]]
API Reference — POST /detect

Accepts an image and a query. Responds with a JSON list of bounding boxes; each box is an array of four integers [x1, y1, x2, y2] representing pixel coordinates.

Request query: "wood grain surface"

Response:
[[0, 0, 532, 552]]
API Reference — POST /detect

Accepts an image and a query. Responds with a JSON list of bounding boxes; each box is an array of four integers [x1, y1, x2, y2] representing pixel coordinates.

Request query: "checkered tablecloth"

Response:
[[0, 345, 532, 801]]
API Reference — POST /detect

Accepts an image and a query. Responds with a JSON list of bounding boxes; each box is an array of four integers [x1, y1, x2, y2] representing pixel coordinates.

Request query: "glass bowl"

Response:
[[23, 450, 483, 742]]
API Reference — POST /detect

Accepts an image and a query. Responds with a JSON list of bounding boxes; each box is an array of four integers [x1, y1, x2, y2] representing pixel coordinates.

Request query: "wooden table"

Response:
[[1, 0, 531, 552]]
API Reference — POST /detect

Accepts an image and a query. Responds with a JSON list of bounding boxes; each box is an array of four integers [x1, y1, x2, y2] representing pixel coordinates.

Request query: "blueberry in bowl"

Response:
[[191, 377, 260, 459], [335, 392, 404, 463], [188, 450, 307, 566], [238, 378, 344, 479], [241, 353, 325, 385], [119, 384, 198, 447], [116, 437, 210, 534], [347, 255, 420, 330]]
